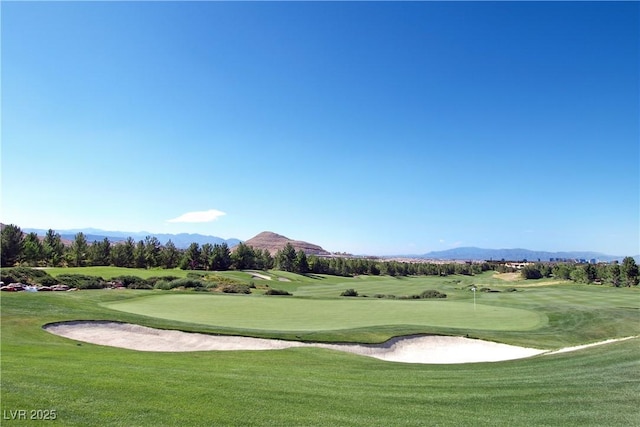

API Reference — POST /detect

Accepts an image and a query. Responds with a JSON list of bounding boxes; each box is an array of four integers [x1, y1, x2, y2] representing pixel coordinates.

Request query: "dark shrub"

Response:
[[340, 289, 358, 297], [153, 280, 172, 290], [56, 274, 105, 289], [419, 290, 447, 299], [1, 267, 58, 285], [110, 275, 142, 286], [221, 284, 251, 294], [146, 276, 181, 286], [521, 265, 543, 280], [110, 275, 152, 289], [168, 278, 208, 289], [265, 289, 292, 296], [38, 275, 60, 286], [127, 281, 153, 289]]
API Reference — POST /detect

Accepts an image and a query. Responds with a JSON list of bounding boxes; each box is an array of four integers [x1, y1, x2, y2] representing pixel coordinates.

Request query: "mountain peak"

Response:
[[243, 231, 330, 256]]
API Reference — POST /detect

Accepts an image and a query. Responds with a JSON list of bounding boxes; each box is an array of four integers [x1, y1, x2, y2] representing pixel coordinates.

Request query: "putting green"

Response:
[[105, 294, 546, 332]]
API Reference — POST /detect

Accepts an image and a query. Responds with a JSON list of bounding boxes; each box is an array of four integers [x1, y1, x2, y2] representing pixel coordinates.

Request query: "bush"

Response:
[[110, 275, 153, 289], [168, 278, 208, 289], [265, 289, 292, 296], [204, 275, 245, 288], [127, 281, 153, 289], [151, 278, 209, 290], [221, 284, 251, 294], [1, 267, 58, 285], [38, 275, 60, 286], [340, 289, 358, 297], [110, 275, 142, 286], [146, 276, 181, 286], [419, 290, 447, 299], [153, 280, 172, 290], [521, 265, 543, 280], [56, 274, 105, 289]]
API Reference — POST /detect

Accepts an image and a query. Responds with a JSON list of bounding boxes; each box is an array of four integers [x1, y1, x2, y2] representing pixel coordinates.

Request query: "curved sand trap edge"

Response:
[[545, 336, 638, 354], [44, 321, 547, 364]]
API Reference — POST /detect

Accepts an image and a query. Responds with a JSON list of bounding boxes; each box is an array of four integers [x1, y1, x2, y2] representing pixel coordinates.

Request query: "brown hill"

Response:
[[242, 231, 331, 256]]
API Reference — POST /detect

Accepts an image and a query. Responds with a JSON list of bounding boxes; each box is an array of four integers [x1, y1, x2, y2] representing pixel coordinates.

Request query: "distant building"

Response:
[[504, 262, 533, 270]]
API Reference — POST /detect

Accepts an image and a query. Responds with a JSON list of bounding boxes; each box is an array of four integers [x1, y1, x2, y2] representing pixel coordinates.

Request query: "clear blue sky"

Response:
[[2, 1, 638, 256]]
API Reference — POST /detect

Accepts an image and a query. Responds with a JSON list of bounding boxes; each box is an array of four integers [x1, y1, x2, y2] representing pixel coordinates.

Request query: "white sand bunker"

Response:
[[44, 321, 548, 364]]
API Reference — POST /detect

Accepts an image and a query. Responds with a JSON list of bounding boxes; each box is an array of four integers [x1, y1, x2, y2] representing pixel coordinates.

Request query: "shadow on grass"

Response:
[[303, 274, 326, 280]]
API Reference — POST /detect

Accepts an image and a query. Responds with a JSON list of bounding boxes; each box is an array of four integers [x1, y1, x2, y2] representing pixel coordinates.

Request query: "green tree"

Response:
[[521, 265, 543, 279], [570, 266, 587, 283], [161, 239, 181, 269], [308, 255, 329, 274], [43, 229, 65, 266], [275, 243, 297, 272], [607, 263, 621, 287], [69, 232, 89, 267], [181, 243, 201, 270], [134, 240, 146, 268], [231, 243, 256, 270], [583, 264, 597, 283], [211, 243, 232, 271], [111, 237, 135, 267], [552, 263, 573, 280], [295, 250, 309, 274], [144, 236, 162, 268], [621, 257, 639, 287], [201, 243, 214, 270], [381, 261, 397, 277], [1, 224, 24, 267], [89, 238, 111, 266], [22, 232, 44, 266], [257, 248, 274, 270]]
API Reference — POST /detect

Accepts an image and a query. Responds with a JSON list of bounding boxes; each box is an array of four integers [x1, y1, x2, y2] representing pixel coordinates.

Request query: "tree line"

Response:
[[517, 260, 639, 287], [1, 224, 637, 286], [0, 224, 495, 276]]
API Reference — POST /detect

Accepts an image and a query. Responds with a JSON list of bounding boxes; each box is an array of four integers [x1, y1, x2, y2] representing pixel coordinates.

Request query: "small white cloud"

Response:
[[167, 209, 226, 223], [439, 239, 445, 243]]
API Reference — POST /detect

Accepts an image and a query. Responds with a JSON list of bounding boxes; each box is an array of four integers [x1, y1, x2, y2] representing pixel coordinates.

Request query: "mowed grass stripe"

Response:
[[104, 294, 545, 332]]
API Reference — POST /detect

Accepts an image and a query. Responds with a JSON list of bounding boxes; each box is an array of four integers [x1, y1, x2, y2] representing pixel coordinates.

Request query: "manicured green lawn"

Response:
[[104, 294, 545, 333], [2, 271, 639, 426], [45, 266, 197, 279]]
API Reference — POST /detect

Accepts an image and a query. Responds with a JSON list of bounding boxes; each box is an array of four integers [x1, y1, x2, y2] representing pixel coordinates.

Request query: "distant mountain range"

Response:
[[21, 227, 241, 249], [415, 247, 631, 263]]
